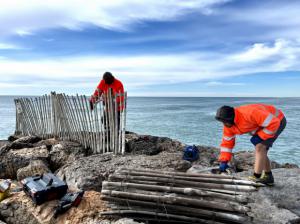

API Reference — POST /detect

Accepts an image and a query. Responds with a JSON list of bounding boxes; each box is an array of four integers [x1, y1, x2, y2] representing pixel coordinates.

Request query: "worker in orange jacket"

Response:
[[90, 71, 124, 110], [215, 104, 286, 185], [90, 72, 125, 129]]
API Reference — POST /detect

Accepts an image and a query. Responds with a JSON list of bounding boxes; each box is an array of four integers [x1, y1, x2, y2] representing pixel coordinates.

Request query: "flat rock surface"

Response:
[[237, 168, 300, 224], [57, 151, 191, 191]]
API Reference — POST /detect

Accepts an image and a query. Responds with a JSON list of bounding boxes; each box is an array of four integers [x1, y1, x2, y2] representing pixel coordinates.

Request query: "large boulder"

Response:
[[49, 141, 86, 171], [0, 145, 49, 179], [57, 151, 191, 191], [125, 132, 184, 155]]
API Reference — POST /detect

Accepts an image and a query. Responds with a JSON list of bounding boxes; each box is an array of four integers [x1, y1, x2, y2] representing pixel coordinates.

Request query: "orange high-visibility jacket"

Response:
[[91, 78, 125, 111], [219, 104, 285, 162]]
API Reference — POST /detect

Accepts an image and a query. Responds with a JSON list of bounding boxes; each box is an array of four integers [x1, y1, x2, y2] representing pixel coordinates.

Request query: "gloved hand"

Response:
[[219, 162, 229, 172], [250, 135, 263, 146], [89, 100, 94, 111]]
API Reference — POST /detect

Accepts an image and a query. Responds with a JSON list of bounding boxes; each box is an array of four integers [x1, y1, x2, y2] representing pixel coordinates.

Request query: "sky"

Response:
[[0, 0, 300, 97]]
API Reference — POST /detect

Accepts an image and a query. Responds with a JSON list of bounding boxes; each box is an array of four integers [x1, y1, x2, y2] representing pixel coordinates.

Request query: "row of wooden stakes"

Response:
[[100, 168, 263, 223]]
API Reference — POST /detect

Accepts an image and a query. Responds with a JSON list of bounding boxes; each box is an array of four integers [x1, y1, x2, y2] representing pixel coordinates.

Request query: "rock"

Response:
[[0, 145, 49, 179], [57, 151, 189, 191], [237, 168, 300, 223], [0, 191, 109, 224], [125, 133, 184, 155], [0, 220, 7, 224], [49, 141, 85, 171], [13, 136, 42, 145], [17, 160, 50, 181], [0, 140, 9, 149], [34, 138, 60, 150]]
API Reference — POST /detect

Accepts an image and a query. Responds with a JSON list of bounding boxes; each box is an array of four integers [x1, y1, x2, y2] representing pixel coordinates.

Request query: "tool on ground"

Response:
[[21, 173, 68, 205], [0, 180, 11, 202], [54, 190, 85, 218], [183, 145, 199, 162]]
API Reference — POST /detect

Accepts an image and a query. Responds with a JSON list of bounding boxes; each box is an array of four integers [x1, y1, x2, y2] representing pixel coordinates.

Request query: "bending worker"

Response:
[[90, 71, 124, 109], [215, 104, 286, 185], [90, 72, 124, 128]]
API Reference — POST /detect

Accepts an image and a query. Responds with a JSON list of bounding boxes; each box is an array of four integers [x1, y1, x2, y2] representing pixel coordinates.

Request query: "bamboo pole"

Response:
[[102, 181, 248, 203], [101, 190, 250, 213], [114, 93, 119, 154], [108, 89, 114, 153], [104, 92, 110, 153], [116, 170, 261, 187], [94, 90, 102, 153], [109, 174, 257, 192], [121, 92, 127, 155], [121, 168, 237, 179], [101, 195, 250, 223]]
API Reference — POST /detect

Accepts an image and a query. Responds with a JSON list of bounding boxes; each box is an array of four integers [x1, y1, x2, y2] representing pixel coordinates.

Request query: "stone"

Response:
[[17, 160, 50, 181], [57, 151, 188, 191], [13, 136, 42, 145], [125, 132, 184, 155], [49, 141, 85, 171], [0, 145, 49, 179]]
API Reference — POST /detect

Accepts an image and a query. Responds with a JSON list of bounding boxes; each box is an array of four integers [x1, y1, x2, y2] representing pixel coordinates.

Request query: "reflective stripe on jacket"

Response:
[[219, 104, 284, 162]]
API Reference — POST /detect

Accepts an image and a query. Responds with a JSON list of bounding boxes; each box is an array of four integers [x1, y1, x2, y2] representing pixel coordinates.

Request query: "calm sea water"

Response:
[[1, 96, 299, 165]]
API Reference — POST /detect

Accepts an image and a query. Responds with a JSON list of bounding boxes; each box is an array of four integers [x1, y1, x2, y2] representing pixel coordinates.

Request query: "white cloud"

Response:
[[205, 81, 245, 86], [0, 43, 23, 50], [0, 0, 230, 36], [0, 38, 299, 94]]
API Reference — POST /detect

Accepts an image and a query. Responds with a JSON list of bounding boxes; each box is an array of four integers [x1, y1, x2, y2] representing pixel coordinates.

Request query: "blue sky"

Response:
[[0, 0, 300, 96]]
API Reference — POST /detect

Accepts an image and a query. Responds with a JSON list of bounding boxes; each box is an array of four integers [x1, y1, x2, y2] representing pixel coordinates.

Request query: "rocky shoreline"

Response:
[[0, 132, 299, 224]]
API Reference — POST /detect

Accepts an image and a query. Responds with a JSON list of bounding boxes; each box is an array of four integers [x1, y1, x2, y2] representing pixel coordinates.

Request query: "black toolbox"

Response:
[[21, 173, 68, 205]]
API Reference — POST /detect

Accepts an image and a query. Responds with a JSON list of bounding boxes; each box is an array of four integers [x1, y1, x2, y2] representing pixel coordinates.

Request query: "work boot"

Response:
[[248, 175, 260, 182], [257, 173, 274, 186]]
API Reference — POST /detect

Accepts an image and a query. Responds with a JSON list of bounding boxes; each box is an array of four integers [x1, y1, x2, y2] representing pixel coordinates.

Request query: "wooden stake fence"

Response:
[[101, 168, 260, 223], [14, 91, 127, 154]]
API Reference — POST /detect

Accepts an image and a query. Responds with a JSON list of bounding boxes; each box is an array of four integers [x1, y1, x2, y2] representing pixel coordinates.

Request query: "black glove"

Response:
[[89, 101, 94, 111]]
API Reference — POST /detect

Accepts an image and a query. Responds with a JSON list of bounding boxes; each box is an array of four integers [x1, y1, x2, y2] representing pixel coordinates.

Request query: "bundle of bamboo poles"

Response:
[[101, 168, 262, 223], [14, 90, 127, 154]]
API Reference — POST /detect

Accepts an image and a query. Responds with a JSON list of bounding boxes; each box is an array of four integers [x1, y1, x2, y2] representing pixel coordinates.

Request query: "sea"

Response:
[[1, 96, 299, 165]]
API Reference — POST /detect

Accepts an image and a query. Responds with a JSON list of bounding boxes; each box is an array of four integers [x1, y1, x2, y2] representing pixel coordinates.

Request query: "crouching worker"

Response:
[[215, 104, 286, 185]]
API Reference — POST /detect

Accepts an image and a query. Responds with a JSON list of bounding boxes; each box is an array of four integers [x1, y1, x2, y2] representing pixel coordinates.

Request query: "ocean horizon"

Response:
[[1, 96, 299, 165]]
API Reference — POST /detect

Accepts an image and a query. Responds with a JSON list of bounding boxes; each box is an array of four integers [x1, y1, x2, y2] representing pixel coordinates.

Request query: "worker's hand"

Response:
[[89, 100, 94, 111], [250, 135, 263, 146], [219, 162, 229, 172]]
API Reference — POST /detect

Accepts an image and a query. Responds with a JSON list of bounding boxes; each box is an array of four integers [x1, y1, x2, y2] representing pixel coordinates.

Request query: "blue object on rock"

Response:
[[183, 145, 199, 162]]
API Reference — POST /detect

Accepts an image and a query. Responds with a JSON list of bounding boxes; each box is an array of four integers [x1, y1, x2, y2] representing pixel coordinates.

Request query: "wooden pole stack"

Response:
[[101, 168, 261, 223], [14, 90, 127, 154]]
